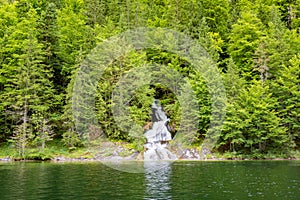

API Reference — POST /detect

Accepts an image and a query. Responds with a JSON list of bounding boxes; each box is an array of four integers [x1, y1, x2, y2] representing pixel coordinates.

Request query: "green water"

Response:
[[0, 161, 299, 200]]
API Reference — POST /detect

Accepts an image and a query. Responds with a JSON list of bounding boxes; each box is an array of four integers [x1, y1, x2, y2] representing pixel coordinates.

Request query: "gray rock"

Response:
[[0, 157, 11, 162]]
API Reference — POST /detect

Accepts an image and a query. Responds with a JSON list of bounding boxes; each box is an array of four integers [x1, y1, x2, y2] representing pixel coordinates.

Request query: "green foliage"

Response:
[[9, 123, 34, 158], [189, 70, 211, 142], [0, 6, 55, 146], [220, 80, 289, 154], [32, 113, 53, 150], [62, 131, 82, 150], [0, 0, 299, 158], [56, 0, 94, 81], [270, 55, 300, 147], [228, 11, 265, 79]]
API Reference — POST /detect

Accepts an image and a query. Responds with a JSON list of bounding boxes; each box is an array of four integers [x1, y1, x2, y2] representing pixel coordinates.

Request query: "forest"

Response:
[[0, 0, 299, 159]]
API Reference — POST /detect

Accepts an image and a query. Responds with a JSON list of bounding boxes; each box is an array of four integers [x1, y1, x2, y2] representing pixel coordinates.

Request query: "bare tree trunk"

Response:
[[41, 118, 46, 150], [22, 98, 28, 158], [287, 5, 292, 30]]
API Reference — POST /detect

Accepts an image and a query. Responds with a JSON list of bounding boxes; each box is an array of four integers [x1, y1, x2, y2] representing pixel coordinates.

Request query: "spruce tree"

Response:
[[271, 55, 300, 148], [1, 7, 55, 156], [228, 11, 264, 80]]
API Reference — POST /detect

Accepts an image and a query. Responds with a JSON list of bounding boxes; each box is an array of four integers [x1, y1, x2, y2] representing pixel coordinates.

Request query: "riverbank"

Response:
[[1, 141, 299, 162], [1, 156, 299, 163], [1, 150, 299, 163]]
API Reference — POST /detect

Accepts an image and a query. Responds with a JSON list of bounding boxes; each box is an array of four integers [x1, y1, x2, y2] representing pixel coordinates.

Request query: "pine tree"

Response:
[[271, 54, 300, 148], [56, 0, 94, 88], [258, 6, 293, 79], [84, 0, 106, 26], [221, 81, 289, 154], [56, 0, 96, 143], [228, 11, 264, 80], [218, 59, 246, 152], [200, 0, 230, 38], [189, 70, 211, 143], [31, 113, 53, 151], [38, 2, 59, 83], [0, 1, 18, 141], [1, 7, 55, 156]]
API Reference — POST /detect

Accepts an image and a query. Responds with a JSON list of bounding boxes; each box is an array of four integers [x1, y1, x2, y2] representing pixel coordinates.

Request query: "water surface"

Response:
[[0, 160, 299, 199]]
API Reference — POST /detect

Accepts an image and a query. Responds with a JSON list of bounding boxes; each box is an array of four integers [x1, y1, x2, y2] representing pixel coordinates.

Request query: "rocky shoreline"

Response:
[[1, 144, 298, 162], [1, 153, 298, 162], [52, 156, 299, 162]]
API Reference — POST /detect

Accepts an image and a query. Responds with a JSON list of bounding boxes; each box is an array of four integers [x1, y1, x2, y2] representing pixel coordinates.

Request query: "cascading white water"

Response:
[[144, 100, 177, 161]]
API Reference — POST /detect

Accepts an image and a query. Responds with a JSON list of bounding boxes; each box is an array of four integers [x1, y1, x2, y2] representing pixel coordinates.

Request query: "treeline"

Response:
[[0, 0, 299, 157]]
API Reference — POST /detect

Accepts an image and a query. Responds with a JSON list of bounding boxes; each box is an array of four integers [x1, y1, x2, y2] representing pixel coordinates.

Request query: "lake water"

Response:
[[0, 160, 299, 200]]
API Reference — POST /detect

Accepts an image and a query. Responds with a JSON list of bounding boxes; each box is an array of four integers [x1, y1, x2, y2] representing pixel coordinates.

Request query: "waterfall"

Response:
[[144, 100, 177, 161]]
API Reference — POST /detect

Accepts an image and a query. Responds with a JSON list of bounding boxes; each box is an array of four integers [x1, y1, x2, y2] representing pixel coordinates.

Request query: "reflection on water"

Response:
[[144, 161, 172, 200], [0, 161, 299, 200]]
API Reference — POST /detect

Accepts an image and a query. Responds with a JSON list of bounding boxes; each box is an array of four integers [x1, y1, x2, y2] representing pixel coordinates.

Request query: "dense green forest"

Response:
[[0, 0, 299, 159]]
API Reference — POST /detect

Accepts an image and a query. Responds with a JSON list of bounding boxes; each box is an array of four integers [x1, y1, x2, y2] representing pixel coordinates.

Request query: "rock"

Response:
[[144, 145, 177, 161], [0, 157, 11, 162], [179, 148, 201, 160], [136, 152, 144, 160], [52, 156, 70, 162]]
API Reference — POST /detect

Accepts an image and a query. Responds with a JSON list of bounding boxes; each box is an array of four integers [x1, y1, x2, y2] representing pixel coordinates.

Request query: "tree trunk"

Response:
[[22, 98, 28, 158]]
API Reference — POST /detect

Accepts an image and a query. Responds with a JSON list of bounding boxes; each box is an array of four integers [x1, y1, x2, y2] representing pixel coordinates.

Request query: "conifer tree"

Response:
[[221, 81, 288, 154], [271, 55, 300, 148], [1, 7, 55, 156], [56, 0, 94, 88], [0, 1, 18, 141], [228, 11, 264, 80]]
